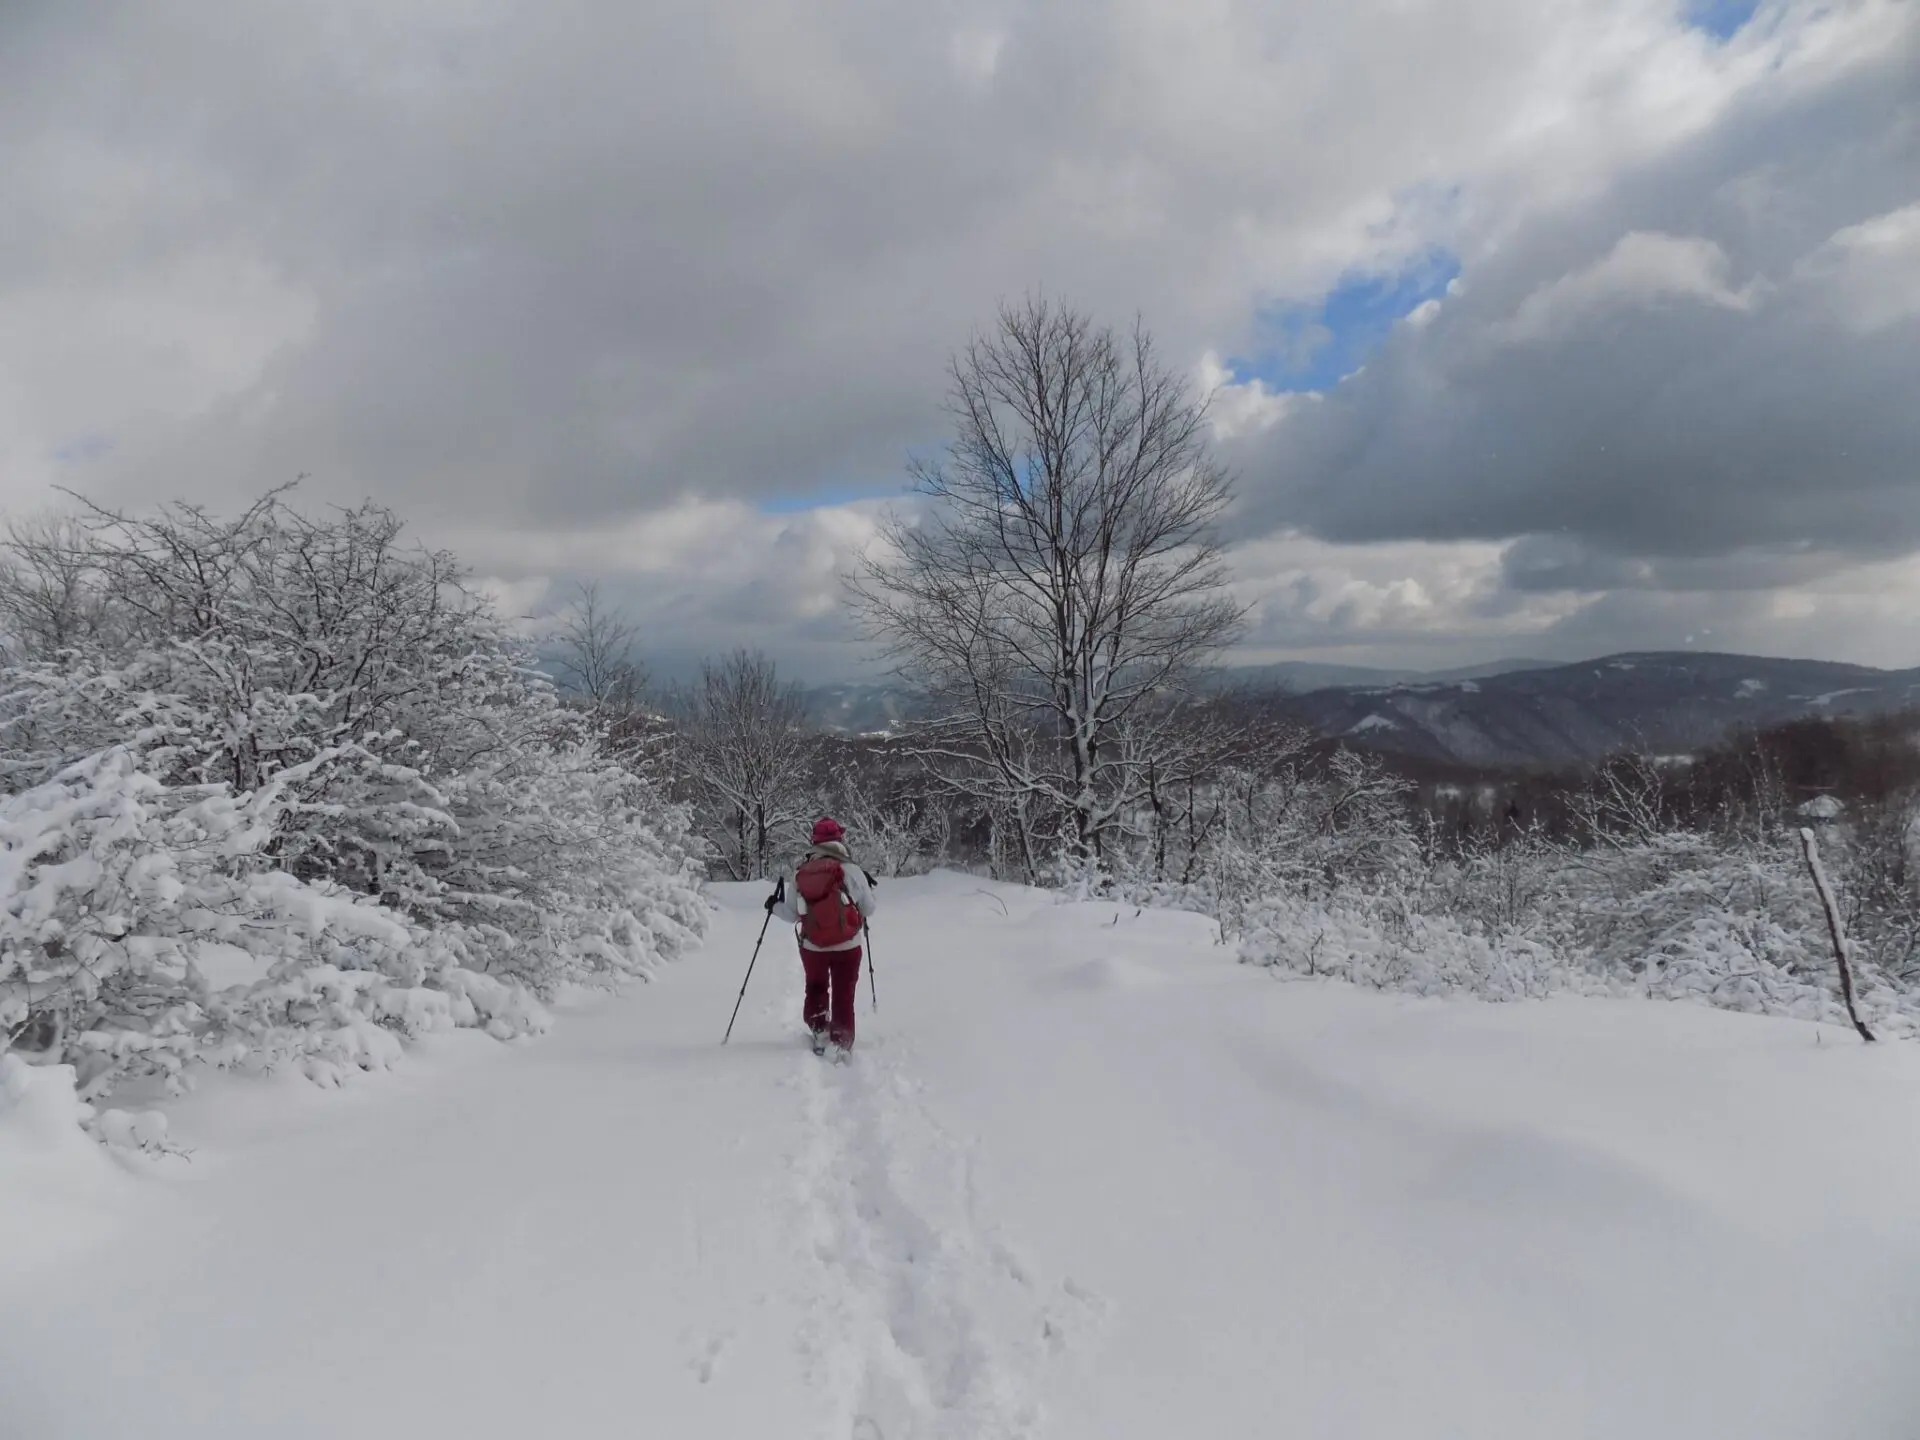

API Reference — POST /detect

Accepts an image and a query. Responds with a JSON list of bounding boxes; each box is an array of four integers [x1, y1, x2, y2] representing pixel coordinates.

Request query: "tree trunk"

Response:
[[1148, 760, 1166, 882], [1799, 827, 1876, 1043], [1014, 798, 1040, 887]]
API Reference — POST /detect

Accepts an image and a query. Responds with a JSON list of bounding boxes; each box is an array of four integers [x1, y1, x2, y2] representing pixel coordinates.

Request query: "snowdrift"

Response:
[[0, 1056, 126, 1276]]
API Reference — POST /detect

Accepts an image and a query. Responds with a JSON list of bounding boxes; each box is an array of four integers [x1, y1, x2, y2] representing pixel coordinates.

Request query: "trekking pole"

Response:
[[723, 877, 783, 1045], [860, 869, 878, 1013]]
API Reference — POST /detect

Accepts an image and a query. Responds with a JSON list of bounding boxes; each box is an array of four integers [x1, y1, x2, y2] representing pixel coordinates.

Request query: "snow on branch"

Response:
[[0, 492, 707, 1110]]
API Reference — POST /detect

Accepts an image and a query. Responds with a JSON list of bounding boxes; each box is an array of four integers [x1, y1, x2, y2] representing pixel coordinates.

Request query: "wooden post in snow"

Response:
[[1798, 827, 1876, 1044]]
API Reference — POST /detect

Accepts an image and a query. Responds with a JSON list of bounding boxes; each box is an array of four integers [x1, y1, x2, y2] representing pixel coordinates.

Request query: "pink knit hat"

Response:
[[810, 816, 845, 845]]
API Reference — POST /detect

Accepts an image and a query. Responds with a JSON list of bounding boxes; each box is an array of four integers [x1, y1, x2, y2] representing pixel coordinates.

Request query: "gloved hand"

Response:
[[762, 892, 778, 913]]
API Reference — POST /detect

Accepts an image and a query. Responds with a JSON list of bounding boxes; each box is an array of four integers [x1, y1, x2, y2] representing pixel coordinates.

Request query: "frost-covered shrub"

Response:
[[1231, 806, 1920, 1038], [0, 743, 571, 1097], [1237, 891, 1576, 999], [1084, 721, 1920, 1035], [1, 745, 399, 1095], [1103, 745, 1419, 931], [0, 496, 707, 1105]]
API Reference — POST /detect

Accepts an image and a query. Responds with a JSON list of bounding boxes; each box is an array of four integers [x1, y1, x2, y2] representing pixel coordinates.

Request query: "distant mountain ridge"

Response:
[[1271, 652, 1920, 768], [1210, 657, 1553, 694], [797, 651, 1920, 767], [796, 659, 1556, 732]]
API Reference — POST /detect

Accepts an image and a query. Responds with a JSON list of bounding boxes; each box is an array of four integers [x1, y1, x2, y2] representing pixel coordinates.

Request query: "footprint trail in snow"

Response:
[[786, 1018, 1102, 1440]]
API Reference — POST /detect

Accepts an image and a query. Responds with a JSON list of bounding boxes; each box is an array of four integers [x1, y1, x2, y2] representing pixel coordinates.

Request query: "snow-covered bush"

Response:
[[411, 734, 707, 992], [1102, 745, 1419, 930], [0, 743, 434, 1096], [1081, 723, 1920, 1037], [1229, 791, 1920, 1038], [1236, 891, 1575, 999], [0, 495, 707, 1105]]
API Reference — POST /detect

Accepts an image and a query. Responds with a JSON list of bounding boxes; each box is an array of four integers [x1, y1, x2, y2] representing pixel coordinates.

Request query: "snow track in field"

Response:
[[790, 1031, 1102, 1440]]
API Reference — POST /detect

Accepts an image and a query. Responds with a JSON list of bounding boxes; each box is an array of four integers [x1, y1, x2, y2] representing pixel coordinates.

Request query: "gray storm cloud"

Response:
[[1238, 25, 1919, 572], [2, 0, 1916, 670]]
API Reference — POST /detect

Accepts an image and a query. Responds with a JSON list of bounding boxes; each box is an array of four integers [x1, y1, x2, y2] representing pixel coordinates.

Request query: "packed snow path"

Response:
[[6, 874, 1920, 1438]]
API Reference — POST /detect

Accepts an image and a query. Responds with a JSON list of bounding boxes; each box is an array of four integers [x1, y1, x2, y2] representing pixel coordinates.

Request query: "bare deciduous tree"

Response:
[[0, 513, 113, 660], [670, 649, 814, 879], [551, 582, 647, 718], [1118, 691, 1255, 884], [808, 737, 951, 878], [853, 298, 1242, 866], [1573, 752, 1671, 849]]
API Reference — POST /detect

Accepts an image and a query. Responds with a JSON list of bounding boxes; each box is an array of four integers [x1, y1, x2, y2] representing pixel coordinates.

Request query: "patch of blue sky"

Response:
[[53, 434, 115, 465], [1686, 0, 1760, 41], [1230, 250, 1460, 395]]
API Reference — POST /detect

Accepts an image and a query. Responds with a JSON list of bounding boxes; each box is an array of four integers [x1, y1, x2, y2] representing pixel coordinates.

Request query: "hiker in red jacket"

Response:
[[766, 817, 877, 1057]]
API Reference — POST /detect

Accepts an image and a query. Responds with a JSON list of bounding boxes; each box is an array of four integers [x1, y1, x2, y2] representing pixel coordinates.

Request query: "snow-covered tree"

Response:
[[0, 493, 707, 1103]]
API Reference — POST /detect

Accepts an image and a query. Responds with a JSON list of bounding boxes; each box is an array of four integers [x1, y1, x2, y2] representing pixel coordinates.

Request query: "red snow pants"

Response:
[[801, 946, 863, 1048]]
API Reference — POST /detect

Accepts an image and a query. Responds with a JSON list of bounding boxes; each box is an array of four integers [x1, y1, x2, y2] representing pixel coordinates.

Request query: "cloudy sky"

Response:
[[3, 0, 1916, 678]]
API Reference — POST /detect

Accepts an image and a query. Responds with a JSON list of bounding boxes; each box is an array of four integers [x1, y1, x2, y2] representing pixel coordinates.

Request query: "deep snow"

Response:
[[4, 872, 1920, 1438]]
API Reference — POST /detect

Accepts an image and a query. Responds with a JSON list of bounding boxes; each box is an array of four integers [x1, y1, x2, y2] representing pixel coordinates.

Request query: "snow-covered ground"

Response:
[[5, 872, 1920, 1438]]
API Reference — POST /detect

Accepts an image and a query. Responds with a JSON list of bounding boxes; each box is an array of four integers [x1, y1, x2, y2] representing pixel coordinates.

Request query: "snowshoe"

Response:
[[809, 1029, 828, 1057], [829, 1043, 853, 1065]]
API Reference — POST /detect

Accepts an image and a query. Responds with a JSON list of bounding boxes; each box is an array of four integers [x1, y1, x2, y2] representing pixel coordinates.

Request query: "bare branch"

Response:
[[550, 582, 647, 719], [849, 299, 1244, 865]]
